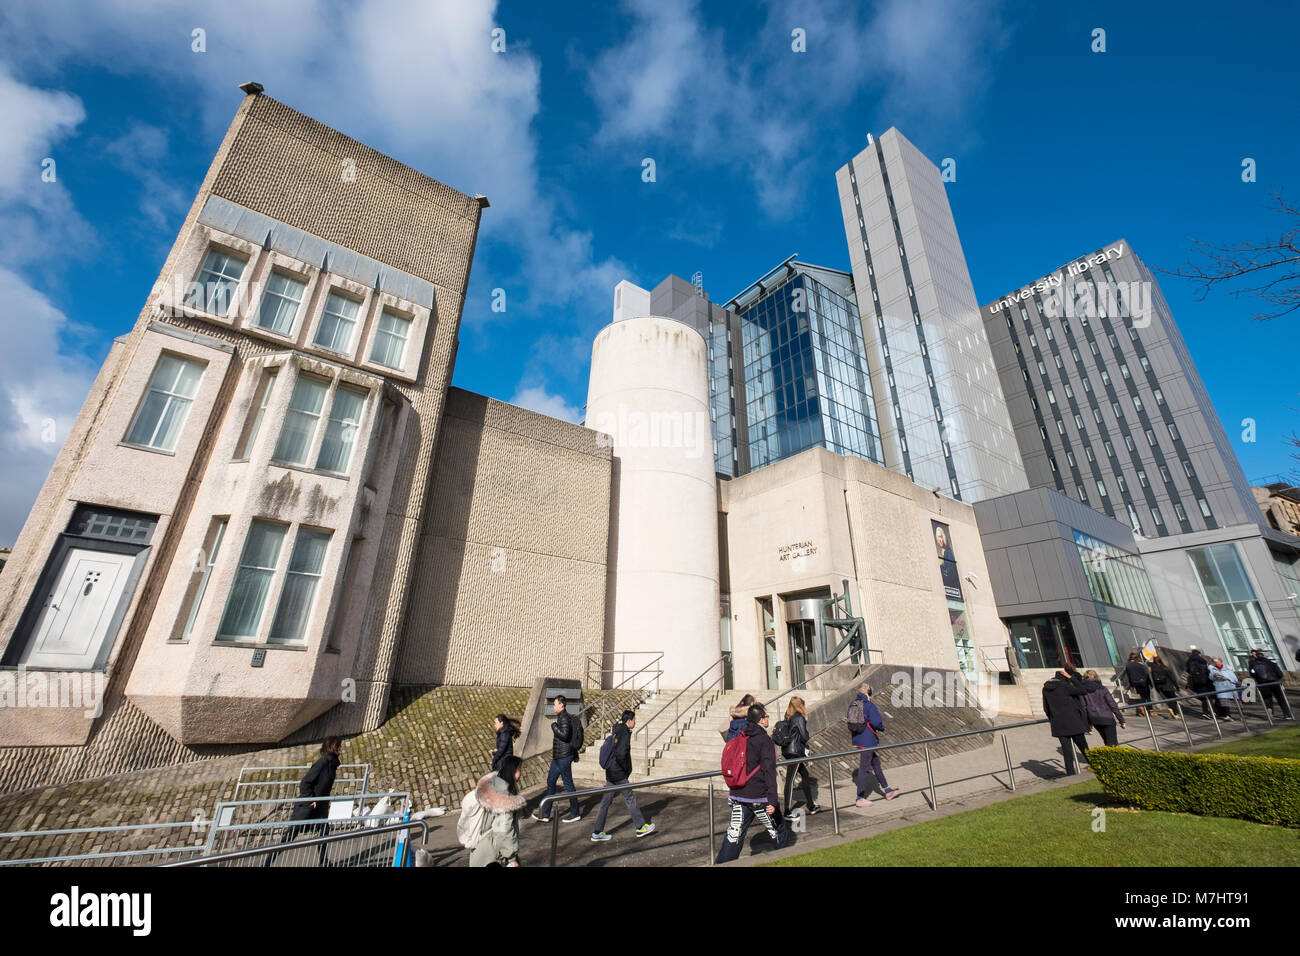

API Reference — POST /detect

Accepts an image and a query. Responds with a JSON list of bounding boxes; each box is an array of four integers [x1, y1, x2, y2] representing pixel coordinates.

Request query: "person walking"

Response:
[[1042, 667, 1091, 774], [1081, 670, 1127, 746], [1148, 657, 1181, 719], [1185, 648, 1214, 719], [848, 682, 900, 806], [264, 735, 342, 867], [591, 710, 656, 842], [469, 756, 526, 867], [778, 697, 821, 816], [490, 714, 521, 772], [715, 703, 789, 863], [1122, 651, 1153, 716], [722, 694, 756, 741], [1208, 657, 1240, 721], [1248, 650, 1292, 719], [532, 695, 581, 824]]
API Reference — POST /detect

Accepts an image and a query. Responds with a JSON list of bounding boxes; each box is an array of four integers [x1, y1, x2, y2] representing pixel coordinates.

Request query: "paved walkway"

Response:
[[416, 698, 1292, 867]]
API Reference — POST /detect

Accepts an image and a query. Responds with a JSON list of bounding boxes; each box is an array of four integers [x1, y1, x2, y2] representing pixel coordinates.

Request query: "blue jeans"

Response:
[[540, 755, 578, 818]]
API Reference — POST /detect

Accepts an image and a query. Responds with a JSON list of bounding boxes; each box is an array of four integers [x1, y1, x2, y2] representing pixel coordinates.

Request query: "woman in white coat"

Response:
[[1208, 657, 1240, 721]]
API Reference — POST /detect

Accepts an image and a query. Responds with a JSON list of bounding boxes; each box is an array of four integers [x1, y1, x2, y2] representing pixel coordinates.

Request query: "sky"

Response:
[[0, 0, 1298, 543]]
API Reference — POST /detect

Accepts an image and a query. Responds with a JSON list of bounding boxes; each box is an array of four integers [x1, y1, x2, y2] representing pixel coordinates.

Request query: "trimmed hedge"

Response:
[[1088, 745, 1300, 828]]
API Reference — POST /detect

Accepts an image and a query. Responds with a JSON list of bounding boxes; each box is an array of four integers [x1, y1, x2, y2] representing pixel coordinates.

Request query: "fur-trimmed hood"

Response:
[[729, 704, 749, 720], [475, 772, 526, 814]]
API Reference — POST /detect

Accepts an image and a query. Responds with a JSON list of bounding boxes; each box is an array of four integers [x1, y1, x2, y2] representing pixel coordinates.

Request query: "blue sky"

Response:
[[1, 0, 1297, 542]]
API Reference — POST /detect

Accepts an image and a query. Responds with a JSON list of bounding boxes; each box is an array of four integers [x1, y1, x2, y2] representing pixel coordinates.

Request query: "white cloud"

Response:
[[584, 0, 1008, 216], [508, 383, 583, 423], [104, 123, 191, 231]]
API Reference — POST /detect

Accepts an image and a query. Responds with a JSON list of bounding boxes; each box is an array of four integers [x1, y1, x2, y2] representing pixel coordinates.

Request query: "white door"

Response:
[[21, 547, 136, 669]]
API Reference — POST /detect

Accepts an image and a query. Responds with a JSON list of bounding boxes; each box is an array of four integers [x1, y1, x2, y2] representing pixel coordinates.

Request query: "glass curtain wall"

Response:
[[1187, 543, 1283, 670]]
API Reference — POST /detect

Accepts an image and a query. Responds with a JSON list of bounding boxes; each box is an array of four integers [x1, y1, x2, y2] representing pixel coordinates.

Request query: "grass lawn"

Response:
[[766, 777, 1300, 867], [1203, 724, 1300, 759]]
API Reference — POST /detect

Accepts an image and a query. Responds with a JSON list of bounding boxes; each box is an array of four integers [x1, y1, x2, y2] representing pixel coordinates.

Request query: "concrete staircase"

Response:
[[619, 690, 837, 793]]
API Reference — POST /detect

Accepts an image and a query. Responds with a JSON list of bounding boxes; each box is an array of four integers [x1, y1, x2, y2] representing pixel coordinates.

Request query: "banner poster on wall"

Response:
[[932, 520, 963, 602]]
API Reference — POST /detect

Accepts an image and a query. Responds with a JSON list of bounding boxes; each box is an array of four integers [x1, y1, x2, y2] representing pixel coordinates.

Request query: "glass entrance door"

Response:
[[787, 620, 817, 686]]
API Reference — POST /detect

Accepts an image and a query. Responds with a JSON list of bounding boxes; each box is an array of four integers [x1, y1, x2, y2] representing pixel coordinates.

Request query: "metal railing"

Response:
[[634, 653, 731, 775], [162, 819, 428, 868], [762, 646, 866, 713], [0, 821, 209, 867], [204, 790, 411, 858], [583, 651, 664, 693], [535, 680, 1291, 867], [231, 763, 371, 803]]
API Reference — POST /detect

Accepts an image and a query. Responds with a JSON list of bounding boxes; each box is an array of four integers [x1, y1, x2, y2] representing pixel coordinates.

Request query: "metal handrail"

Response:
[[160, 819, 429, 867], [584, 651, 665, 693], [761, 644, 866, 712], [536, 679, 1291, 866], [634, 653, 731, 775]]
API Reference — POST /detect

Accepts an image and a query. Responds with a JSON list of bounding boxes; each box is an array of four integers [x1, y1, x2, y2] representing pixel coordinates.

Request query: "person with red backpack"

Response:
[[590, 711, 656, 842], [848, 683, 899, 806], [715, 703, 789, 863]]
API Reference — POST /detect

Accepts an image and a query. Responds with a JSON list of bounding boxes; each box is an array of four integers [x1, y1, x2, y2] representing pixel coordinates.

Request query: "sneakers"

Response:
[[635, 822, 656, 838], [590, 831, 611, 842], [531, 810, 549, 822], [561, 813, 582, 824], [855, 797, 872, 808], [883, 787, 901, 800], [805, 805, 823, 815]]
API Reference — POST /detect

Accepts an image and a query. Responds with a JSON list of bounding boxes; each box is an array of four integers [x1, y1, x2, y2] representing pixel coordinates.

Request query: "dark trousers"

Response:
[[264, 807, 329, 866], [541, 755, 578, 819], [1192, 683, 1213, 715], [715, 800, 787, 863], [1129, 684, 1151, 709], [1092, 721, 1118, 747], [1058, 734, 1089, 774], [1212, 695, 1231, 718], [782, 761, 817, 813], [1260, 684, 1291, 717], [1156, 689, 1180, 716], [592, 777, 644, 833], [856, 748, 888, 796]]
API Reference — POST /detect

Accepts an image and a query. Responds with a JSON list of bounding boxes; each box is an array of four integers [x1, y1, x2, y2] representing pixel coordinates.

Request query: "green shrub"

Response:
[[1088, 746, 1300, 828]]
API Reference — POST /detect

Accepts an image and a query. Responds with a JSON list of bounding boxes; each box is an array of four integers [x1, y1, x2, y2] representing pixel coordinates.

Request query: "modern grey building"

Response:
[[979, 240, 1300, 672], [835, 128, 1027, 503]]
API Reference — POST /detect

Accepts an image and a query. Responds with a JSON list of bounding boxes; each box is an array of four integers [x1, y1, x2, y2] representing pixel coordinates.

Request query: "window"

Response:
[[1029, 333, 1038, 348], [1096, 479, 1108, 498], [1074, 413, 1085, 429], [1174, 502, 1187, 523], [1047, 388, 1057, 405], [316, 385, 367, 475], [1100, 370, 1111, 386], [1039, 425, 1049, 440], [268, 529, 331, 644], [1183, 460, 1195, 478], [315, 291, 362, 353], [1159, 465, 1171, 483], [1056, 418, 1066, 435], [1104, 440, 1114, 457], [179, 517, 227, 640], [124, 354, 205, 452], [1066, 451, 1076, 468], [256, 271, 307, 335], [1116, 475, 1128, 494], [1132, 395, 1144, 412], [1153, 387, 1165, 405], [1037, 359, 1046, 375], [1112, 401, 1123, 419], [218, 521, 287, 639], [1151, 507, 1164, 527], [1054, 354, 1063, 369], [1064, 383, 1074, 398], [1030, 396, 1039, 410], [1139, 356, 1151, 373], [1082, 378, 1092, 393], [1074, 529, 1161, 617], [273, 375, 329, 467], [1049, 457, 1058, 472], [1129, 326, 1139, 341], [1120, 363, 1131, 380], [234, 369, 277, 460], [370, 309, 413, 369], [1045, 326, 1055, 341], [1022, 366, 1030, 381], [1198, 497, 1212, 518], [1089, 340, 1099, 356], [1093, 408, 1102, 424], [1168, 423, 1181, 441], [1071, 347, 1081, 363], [1085, 447, 1095, 463], [1077, 484, 1089, 503], [188, 248, 248, 316], [1127, 503, 1142, 535]]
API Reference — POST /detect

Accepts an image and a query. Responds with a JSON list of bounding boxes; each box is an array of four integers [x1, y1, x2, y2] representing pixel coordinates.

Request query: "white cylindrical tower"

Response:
[[587, 315, 720, 689]]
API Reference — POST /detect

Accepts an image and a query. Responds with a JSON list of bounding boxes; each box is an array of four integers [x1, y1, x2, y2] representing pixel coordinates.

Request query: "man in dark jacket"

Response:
[[715, 704, 789, 863], [1248, 650, 1292, 719], [1042, 668, 1091, 775], [1185, 648, 1214, 718], [533, 695, 581, 823], [590, 711, 655, 842], [1121, 652, 1152, 716], [265, 735, 342, 866]]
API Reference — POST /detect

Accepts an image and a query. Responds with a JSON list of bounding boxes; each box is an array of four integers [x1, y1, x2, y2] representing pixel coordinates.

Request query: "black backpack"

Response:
[[570, 716, 585, 759], [771, 719, 794, 749]]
